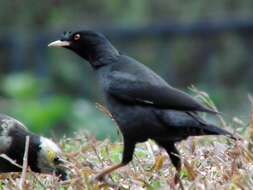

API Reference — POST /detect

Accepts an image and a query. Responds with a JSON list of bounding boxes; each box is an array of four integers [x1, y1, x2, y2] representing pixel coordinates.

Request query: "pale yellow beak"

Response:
[[48, 40, 70, 47]]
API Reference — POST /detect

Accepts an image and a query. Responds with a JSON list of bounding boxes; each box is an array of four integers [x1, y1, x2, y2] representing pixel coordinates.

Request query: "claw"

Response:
[[174, 172, 180, 184], [174, 172, 185, 190], [93, 173, 105, 182]]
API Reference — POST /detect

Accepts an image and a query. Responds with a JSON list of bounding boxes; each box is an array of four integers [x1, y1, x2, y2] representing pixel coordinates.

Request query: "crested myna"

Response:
[[49, 30, 236, 182]]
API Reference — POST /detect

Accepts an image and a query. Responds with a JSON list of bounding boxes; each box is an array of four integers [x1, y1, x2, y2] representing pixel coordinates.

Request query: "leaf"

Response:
[[153, 154, 166, 172], [243, 149, 253, 164], [148, 180, 161, 190], [183, 160, 197, 181], [231, 174, 245, 189]]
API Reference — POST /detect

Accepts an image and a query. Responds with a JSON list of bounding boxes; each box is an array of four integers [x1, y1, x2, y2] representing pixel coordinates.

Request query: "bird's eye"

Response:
[[53, 157, 60, 164], [74, 34, 80, 41]]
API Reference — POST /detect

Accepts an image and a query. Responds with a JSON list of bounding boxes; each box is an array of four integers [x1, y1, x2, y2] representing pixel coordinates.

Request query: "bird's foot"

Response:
[[174, 172, 180, 184], [91, 173, 118, 188], [92, 163, 124, 182], [173, 172, 184, 190], [93, 173, 106, 182]]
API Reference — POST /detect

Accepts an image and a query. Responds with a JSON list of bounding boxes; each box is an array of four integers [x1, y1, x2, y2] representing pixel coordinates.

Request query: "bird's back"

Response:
[[110, 55, 169, 87], [0, 114, 28, 133], [0, 114, 29, 153]]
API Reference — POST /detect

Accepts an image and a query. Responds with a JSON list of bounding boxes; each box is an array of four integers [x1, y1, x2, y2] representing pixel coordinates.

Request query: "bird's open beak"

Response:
[[48, 40, 70, 47]]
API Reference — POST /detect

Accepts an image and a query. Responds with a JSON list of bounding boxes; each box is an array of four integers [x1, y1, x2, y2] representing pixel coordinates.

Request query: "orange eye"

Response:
[[74, 34, 80, 41]]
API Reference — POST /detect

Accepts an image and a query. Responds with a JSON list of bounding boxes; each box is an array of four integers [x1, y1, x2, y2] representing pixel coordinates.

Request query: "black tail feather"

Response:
[[202, 124, 239, 140]]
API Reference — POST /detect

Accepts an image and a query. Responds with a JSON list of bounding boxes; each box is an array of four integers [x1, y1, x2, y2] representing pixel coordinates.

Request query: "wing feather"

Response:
[[107, 72, 217, 114]]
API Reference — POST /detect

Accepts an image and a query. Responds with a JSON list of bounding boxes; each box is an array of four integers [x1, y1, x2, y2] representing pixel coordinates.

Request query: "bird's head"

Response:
[[37, 137, 68, 180], [48, 30, 118, 66]]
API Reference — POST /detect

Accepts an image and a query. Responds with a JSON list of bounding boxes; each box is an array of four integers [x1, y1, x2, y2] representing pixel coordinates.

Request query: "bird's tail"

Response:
[[200, 124, 239, 140]]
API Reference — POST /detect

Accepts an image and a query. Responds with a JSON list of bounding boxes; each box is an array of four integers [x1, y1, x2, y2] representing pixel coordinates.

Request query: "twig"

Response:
[[190, 85, 228, 128], [145, 141, 155, 162], [95, 103, 113, 119], [30, 172, 47, 190], [18, 136, 30, 190], [91, 143, 105, 168], [95, 102, 122, 138], [0, 154, 22, 169], [91, 143, 116, 183]]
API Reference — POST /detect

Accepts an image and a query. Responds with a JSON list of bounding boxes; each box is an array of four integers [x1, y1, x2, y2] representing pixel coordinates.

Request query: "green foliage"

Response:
[[148, 180, 162, 190], [0, 73, 72, 134], [70, 100, 118, 140], [9, 97, 72, 134], [0, 72, 118, 139], [2, 73, 42, 100], [109, 144, 122, 163], [0, 182, 3, 190]]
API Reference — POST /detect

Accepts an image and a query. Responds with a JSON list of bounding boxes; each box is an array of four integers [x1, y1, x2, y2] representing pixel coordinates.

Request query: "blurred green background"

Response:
[[0, 1, 253, 140]]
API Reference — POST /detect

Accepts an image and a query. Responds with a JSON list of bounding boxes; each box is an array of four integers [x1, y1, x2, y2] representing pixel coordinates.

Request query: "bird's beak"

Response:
[[56, 157, 68, 165], [48, 40, 70, 47]]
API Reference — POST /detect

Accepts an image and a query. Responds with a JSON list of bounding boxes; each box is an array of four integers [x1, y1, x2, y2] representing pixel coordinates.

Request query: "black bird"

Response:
[[48, 30, 236, 181], [0, 114, 67, 180]]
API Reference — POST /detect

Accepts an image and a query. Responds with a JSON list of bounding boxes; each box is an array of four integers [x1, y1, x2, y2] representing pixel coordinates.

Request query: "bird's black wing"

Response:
[[0, 157, 22, 172], [107, 71, 217, 114]]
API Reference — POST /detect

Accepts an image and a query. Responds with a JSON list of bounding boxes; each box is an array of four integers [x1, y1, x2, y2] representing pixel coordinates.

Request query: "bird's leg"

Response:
[[94, 163, 125, 181], [169, 154, 181, 185], [167, 145, 185, 190], [94, 140, 135, 181], [156, 141, 184, 189]]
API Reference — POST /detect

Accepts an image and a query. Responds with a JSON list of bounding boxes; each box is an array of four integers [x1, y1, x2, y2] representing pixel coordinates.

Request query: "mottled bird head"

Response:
[[48, 30, 118, 66], [37, 136, 67, 180]]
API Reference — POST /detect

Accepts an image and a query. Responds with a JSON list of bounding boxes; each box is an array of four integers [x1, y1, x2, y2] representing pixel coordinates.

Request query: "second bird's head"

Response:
[[48, 30, 118, 65], [36, 136, 67, 179]]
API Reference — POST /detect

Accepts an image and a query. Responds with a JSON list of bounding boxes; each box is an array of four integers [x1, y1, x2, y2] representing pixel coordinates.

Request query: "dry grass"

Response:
[[0, 130, 252, 189], [1, 90, 253, 190]]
